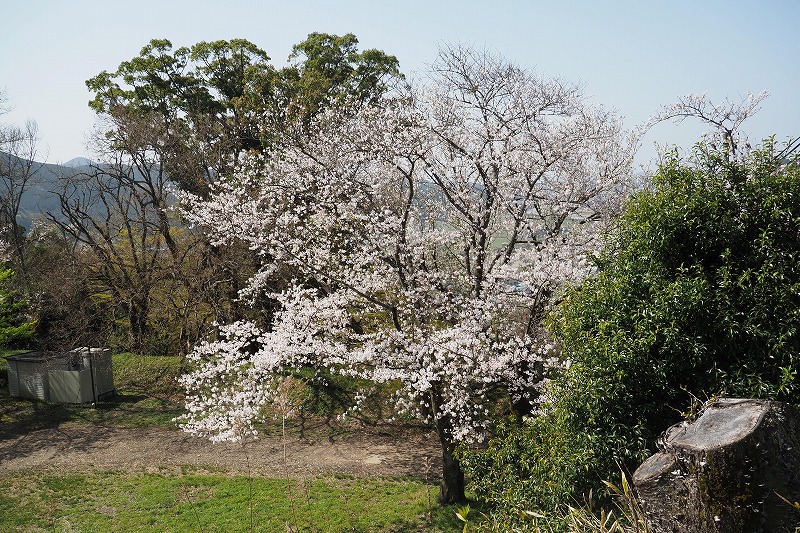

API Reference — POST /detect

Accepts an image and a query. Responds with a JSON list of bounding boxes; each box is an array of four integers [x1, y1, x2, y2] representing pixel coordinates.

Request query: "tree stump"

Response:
[[633, 398, 800, 533]]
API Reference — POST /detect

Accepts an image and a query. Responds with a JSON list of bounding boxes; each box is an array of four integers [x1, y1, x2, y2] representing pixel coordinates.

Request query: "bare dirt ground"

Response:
[[0, 421, 443, 480]]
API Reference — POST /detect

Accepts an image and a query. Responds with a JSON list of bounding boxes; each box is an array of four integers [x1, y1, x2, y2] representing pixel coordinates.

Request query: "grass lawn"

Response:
[[0, 469, 464, 532]]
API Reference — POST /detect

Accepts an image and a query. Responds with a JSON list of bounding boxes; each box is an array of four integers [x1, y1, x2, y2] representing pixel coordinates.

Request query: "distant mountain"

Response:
[[1, 152, 170, 234], [0, 151, 96, 232], [62, 156, 95, 168]]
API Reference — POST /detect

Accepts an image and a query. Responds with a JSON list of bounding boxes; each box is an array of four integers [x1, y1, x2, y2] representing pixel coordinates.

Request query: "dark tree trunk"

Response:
[[437, 436, 466, 505], [128, 297, 150, 353], [432, 391, 467, 505]]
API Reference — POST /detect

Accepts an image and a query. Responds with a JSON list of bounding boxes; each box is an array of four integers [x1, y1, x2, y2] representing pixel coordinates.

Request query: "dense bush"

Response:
[[0, 266, 35, 347], [462, 139, 800, 518]]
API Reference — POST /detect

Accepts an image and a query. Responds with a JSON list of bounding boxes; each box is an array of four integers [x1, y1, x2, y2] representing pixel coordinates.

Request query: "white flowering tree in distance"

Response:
[[177, 46, 636, 503]]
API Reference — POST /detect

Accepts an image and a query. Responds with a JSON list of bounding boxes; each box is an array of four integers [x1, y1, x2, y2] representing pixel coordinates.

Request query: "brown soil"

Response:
[[0, 421, 442, 480]]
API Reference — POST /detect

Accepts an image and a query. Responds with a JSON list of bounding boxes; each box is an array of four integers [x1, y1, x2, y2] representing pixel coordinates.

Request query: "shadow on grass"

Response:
[[0, 388, 183, 436]]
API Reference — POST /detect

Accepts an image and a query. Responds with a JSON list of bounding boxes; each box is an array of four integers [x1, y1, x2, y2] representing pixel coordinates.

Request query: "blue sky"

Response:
[[1, 0, 798, 166]]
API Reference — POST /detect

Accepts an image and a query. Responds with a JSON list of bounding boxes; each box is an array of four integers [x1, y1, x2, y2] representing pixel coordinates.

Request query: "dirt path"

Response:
[[0, 422, 442, 479]]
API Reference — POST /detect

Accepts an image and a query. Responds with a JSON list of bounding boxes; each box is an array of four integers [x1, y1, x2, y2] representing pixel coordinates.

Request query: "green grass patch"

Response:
[[0, 469, 463, 532]]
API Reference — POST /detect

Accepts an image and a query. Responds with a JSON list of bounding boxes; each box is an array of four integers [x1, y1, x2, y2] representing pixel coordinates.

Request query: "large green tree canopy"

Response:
[[86, 33, 402, 195]]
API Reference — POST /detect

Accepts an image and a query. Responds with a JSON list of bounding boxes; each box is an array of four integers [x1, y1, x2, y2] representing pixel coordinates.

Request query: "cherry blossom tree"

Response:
[[177, 46, 636, 504]]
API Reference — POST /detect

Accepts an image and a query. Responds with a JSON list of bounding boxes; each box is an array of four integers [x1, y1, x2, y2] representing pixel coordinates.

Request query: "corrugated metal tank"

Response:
[[5, 349, 115, 403], [6, 353, 52, 401]]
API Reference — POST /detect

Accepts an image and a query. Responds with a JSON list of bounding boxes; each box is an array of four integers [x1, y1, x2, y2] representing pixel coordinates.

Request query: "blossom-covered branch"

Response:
[[177, 46, 637, 503]]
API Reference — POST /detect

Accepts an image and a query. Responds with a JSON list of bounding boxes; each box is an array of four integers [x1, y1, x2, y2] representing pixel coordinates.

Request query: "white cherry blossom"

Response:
[[177, 46, 637, 503]]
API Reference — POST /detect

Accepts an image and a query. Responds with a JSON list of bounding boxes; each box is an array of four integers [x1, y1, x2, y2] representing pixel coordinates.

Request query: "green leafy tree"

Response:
[[86, 34, 402, 196], [462, 136, 800, 517], [86, 38, 273, 196], [0, 265, 35, 347], [284, 32, 402, 124], [241, 32, 402, 150]]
